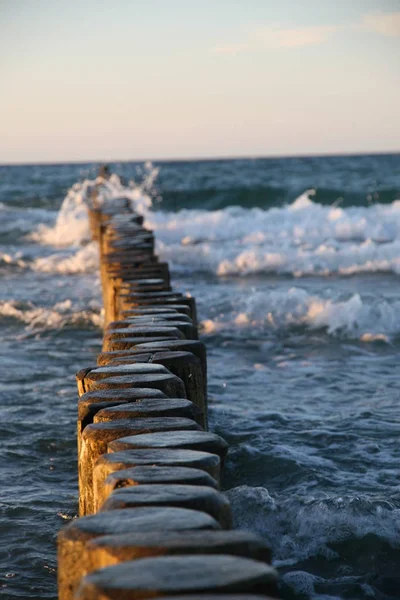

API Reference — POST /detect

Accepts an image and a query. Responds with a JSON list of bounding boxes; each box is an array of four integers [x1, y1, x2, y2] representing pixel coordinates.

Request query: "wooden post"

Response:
[[100, 484, 232, 529], [77, 388, 167, 455], [93, 449, 221, 511], [80, 528, 272, 570], [108, 430, 227, 465], [94, 398, 203, 427], [106, 351, 206, 428], [74, 554, 278, 599], [79, 417, 201, 516], [77, 364, 187, 398], [58, 507, 221, 600], [56, 180, 281, 600], [96, 465, 219, 511]]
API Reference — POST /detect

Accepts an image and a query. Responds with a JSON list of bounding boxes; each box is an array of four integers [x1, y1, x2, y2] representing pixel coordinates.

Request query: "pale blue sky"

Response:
[[1, 0, 399, 163]]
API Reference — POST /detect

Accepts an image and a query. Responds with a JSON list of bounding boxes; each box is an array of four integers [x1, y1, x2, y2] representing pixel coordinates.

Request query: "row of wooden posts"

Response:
[[57, 184, 279, 599]]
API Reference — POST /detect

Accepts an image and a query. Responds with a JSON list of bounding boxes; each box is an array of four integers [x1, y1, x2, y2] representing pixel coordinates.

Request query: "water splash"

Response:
[[144, 190, 400, 277], [0, 299, 103, 332], [29, 164, 157, 248], [200, 287, 400, 341]]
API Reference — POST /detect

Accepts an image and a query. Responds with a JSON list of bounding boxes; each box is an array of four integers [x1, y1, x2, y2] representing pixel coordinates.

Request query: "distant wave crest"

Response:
[[146, 190, 400, 277], [200, 287, 400, 342], [22, 167, 400, 282], [0, 299, 103, 332]]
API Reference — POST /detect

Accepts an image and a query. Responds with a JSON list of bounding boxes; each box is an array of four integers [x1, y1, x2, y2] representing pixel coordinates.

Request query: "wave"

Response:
[[20, 166, 400, 280], [29, 165, 156, 247], [146, 190, 400, 277], [0, 243, 99, 275], [0, 166, 156, 275], [0, 204, 57, 245], [32, 242, 99, 274], [0, 252, 28, 270], [0, 299, 103, 332], [228, 485, 400, 563], [227, 485, 400, 599], [158, 185, 400, 212], [200, 288, 400, 342]]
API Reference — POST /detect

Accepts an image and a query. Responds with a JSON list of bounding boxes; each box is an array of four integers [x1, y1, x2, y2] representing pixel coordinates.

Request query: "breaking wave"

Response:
[[200, 287, 400, 342], [20, 166, 400, 281], [0, 299, 103, 332], [32, 242, 99, 274], [15, 164, 157, 275], [29, 165, 156, 247], [227, 485, 400, 599], [10, 166, 399, 341], [148, 189, 400, 277]]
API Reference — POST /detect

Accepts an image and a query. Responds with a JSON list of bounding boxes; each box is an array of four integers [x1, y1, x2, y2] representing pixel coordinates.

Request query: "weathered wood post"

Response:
[[74, 555, 278, 599], [58, 507, 221, 600], [56, 173, 277, 600], [80, 417, 201, 516]]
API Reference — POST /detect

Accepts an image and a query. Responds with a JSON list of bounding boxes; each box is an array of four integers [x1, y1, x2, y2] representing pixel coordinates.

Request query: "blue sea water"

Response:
[[1, 154, 400, 599]]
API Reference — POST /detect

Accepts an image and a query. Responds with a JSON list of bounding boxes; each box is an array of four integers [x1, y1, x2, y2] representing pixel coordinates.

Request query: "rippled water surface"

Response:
[[1, 155, 400, 599]]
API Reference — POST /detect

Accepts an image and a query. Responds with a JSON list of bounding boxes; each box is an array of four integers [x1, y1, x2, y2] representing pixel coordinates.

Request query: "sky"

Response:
[[0, 0, 399, 163]]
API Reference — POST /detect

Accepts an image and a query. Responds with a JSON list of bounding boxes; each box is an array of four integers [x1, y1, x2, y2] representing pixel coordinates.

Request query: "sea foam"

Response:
[[23, 170, 400, 340], [147, 191, 400, 277], [227, 484, 400, 564], [24, 167, 156, 275], [200, 287, 400, 342], [27, 169, 400, 280], [29, 166, 156, 247], [0, 299, 103, 332], [32, 242, 99, 274]]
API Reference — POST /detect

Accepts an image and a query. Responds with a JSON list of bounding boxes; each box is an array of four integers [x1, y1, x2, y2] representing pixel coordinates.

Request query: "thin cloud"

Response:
[[361, 11, 400, 37], [212, 11, 400, 57], [255, 25, 340, 48], [213, 44, 248, 56], [212, 24, 341, 55]]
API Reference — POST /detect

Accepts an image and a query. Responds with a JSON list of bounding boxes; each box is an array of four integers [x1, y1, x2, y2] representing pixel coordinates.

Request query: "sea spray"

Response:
[[28, 165, 157, 248]]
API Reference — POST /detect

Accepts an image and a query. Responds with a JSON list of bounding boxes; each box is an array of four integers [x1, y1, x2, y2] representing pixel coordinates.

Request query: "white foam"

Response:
[[29, 180, 93, 246], [29, 165, 157, 248], [0, 244, 99, 276], [227, 485, 400, 566], [20, 166, 159, 276], [143, 191, 400, 277], [23, 171, 400, 294], [25, 167, 400, 279], [0, 299, 103, 332], [200, 287, 400, 341], [0, 252, 27, 269], [32, 242, 99, 274]]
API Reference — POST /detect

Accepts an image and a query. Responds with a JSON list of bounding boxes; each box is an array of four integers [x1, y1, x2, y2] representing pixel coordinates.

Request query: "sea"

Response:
[[1, 154, 400, 600]]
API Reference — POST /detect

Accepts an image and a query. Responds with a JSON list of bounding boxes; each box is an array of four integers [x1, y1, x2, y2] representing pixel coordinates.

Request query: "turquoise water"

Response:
[[1, 154, 400, 599]]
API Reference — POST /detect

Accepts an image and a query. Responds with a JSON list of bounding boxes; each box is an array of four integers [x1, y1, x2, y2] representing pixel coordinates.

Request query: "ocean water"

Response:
[[1, 155, 400, 600]]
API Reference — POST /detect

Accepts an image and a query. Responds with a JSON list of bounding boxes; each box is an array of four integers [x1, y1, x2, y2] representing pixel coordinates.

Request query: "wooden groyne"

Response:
[[57, 174, 279, 599]]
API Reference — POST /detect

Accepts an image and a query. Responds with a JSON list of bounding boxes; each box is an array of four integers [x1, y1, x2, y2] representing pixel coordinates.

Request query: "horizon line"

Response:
[[0, 148, 399, 167]]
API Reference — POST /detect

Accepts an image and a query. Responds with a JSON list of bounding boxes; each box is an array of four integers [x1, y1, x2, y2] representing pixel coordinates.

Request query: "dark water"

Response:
[[1, 154, 400, 599]]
